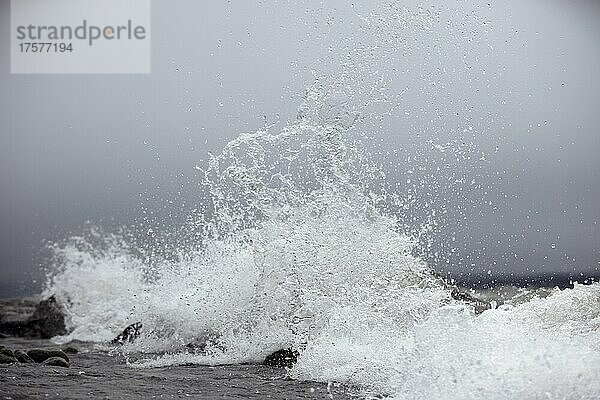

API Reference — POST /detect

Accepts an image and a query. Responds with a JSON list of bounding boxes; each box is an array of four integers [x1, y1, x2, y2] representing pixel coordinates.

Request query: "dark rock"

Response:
[[0, 319, 29, 337], [0, 345, 14, 358], [112, 322, 142, 345], [0, 298, 38, 329], [27, 296, 68, 338], [185, 330, 223, 354], [451, 288, 493, 314], [0, 345, 17, 364], [0, 353, 17, 364], [14, 349, 35, 363], [0, 296, 68, 339], [62, 346, 79, 354], [43, 356, 69, 368], [264, 348, 299, 368], [27, 348, 69, 363]]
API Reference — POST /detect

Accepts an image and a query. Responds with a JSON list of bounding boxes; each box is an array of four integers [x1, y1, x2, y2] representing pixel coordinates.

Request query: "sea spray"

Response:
[[43, 2, 600, 399], [293, 284, 600, 399], [45, 111, 447, 357]]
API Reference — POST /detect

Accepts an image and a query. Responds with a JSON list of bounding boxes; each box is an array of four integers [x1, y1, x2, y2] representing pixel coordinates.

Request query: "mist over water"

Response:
[[39, 3, 600, 399]]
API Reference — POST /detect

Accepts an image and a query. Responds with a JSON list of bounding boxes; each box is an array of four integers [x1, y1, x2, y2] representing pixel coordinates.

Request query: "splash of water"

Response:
[[44, 3, 600, 399]]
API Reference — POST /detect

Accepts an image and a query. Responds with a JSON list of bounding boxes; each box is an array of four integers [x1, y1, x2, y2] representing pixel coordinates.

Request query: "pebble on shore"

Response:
[[14, 349, 35, 363], [0, 345, 17, 364], [0, 345, 70, 367], [27, 348, 69, 363], [42, 356, 70, 368], [0, 353, 18, 364]]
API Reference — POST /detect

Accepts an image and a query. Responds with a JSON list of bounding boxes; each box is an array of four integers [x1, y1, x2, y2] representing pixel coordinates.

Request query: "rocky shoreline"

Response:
[[1, 336, 355, 399], [0, 297, 354, 399], [0, 287, 506, 399], [0, 296, 68, 339], [1, 344, 73, 367]]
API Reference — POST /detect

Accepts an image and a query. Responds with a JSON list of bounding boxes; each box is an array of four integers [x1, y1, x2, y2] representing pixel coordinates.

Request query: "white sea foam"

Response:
[[44, 2, 600, 399], [44, 114, 600, 398], [45, 224, 600, 400], [294, 285, 600, 399]]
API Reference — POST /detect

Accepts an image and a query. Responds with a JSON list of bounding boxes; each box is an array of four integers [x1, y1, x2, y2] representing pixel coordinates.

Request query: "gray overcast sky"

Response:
[[1, 0, 599, 297]]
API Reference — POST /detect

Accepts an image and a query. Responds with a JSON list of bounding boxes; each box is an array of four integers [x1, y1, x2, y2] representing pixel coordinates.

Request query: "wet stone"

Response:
[[0, 345, 14, 358], [0, 353, 17, 364], [27, 296, 68, 339], [14, 349, 35, 363], [264, 348, 299, 368], [27, 348, 69, 363], [112, 322, 142, 345], [62, 346, 79, 354], [43, 356, 70, 368]]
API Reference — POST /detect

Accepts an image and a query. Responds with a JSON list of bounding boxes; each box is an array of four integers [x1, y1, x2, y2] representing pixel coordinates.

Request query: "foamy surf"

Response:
[[44, 229, 600, 400], [43, 115, 600, 398], [42, 2, 600, 399]]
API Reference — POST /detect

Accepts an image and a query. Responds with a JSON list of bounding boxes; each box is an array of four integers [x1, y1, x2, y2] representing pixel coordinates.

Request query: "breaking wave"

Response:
[[43, 2, 600, 399]]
